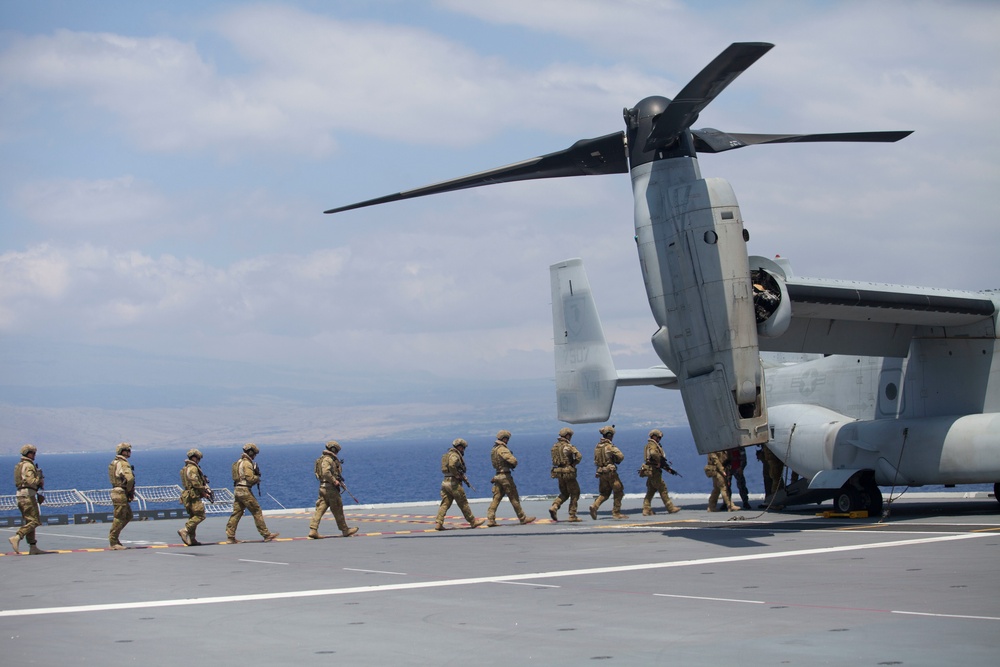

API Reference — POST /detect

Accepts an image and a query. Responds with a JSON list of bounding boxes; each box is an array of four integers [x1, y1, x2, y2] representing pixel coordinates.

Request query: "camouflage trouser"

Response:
[[436, 478, 477, 525], [708, 472, 735, 509], [643, 470, 677, 511], [183, 495, 206, 536], [310, 483, 348, 532], [728, 470, 750, 507], [767, 458, 785, 495], [551, 476, 580, 518], [15, 491, 41, 542], [227, 486, 270, 538], [487, 473, 527, 521], [593, 473, 623, 514], [109, 488, 133, 545]]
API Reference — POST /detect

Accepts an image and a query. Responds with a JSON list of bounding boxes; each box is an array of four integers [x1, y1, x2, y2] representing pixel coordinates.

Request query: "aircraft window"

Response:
[[884, 383, 898, 401], [704, 230, 718, 244]]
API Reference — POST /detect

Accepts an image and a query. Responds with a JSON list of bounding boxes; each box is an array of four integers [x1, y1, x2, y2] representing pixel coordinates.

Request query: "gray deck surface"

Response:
[[3, 492, 998, 666]]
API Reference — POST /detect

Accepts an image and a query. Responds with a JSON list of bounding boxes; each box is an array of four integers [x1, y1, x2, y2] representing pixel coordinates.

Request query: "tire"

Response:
[[834, 489, 858, 513], [861, 478, 883, 516]]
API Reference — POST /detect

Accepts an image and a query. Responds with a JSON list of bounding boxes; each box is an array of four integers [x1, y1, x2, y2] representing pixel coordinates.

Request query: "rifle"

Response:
[[253, 462, 262, 497], [661, 460, 682, 477], [462, 475, 477, 492], [336, 475, 360, 504]]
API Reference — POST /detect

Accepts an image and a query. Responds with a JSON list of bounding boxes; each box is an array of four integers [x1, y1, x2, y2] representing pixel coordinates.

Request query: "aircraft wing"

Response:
[[761, 276, 998, 357]]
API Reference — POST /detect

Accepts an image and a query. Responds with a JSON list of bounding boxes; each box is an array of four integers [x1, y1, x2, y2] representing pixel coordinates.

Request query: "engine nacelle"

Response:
[[633, 158, 768, 453]]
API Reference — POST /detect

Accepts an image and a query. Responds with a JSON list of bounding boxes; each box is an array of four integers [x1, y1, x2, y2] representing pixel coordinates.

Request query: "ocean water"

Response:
[[3, 426, 990, 517], [2, 427, 740, 515]]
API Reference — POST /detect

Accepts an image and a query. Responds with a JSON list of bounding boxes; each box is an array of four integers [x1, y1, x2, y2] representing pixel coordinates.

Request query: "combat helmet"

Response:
[[496, 429, 511, 441], [648, 429, 663, 440], [20, 444, 37, 456], [243, 442, 259, 455], [187, 448, 203, 460], [452, 438, 468, 448], [599, 425, 615, 438], [116, 442, 132, 455], [325, 440, 341, 454], [558, 427, 574, 440]]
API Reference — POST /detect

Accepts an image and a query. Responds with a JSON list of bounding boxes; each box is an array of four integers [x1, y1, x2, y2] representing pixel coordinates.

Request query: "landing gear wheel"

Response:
[[834, 489, 859, 513], [861, 479, 883, 516]]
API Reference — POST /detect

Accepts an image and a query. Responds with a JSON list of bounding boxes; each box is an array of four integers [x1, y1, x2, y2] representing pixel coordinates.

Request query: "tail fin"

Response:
[[551, 258, 618, 422], [550, 258, 676, 423]]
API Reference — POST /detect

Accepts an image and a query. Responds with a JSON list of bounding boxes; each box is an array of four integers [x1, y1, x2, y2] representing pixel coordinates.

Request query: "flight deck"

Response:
[[3, 493, 998, 666]]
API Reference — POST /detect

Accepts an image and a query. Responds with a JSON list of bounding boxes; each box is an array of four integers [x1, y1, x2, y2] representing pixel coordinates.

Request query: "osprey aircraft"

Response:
[[327, 43, 1000, 513]]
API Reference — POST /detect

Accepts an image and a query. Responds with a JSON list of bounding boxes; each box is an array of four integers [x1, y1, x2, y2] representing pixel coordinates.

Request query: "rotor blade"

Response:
[[325, 132, 627, 214], [644, 42, 774, 152], [691, 128, 914, 154]]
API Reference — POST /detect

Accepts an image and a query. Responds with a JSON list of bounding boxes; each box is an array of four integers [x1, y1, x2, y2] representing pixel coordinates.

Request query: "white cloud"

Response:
[[14, 176, 167, 229]]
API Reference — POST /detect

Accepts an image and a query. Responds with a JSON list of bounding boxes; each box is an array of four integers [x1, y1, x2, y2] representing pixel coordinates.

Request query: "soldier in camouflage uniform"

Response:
[[486, 430, 535, 527], [9, 444, 49, 555], [308, 440, 359, 539], [435, 438, 486, 530], [178, 449, 211, 546], [705, 450, 738, 511], [226, 443, 279, 543], [590, 426, 625, 520], [108, 442, 135, 550], [548, 427, 583, 522], [641, 429, 681, 515]]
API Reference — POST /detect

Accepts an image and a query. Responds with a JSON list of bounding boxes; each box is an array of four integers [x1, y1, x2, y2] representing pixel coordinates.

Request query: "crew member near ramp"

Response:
[[108, 442, 135, 550], [486, 430, 535, 527], [640, 429, 681, 516], [725, 446, 752, 510], [590, 426, 625, 520], [435, 438, 486, 530], [705, 450, 738, 512], [548, 427, 583, 522], [308, 440, 359, 538], [9, 444, 50, 555], [226, 443, 279, 543], [178, 449, 211, 546]]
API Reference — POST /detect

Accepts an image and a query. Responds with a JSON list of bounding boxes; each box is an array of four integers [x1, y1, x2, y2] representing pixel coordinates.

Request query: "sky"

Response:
[[1, 1, 998, 452]]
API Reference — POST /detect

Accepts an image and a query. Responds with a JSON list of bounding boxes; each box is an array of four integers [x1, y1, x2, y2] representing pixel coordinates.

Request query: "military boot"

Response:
[[263, 532, 280, 542], [549, 506, 559, 521], [567, 515, 582, 522], [667, 506, 681, 514], [8, 534, 21, 554], [469, 518, 486, 529], [177, 528, 192, 546], [589, 505, 598, 520], [308, 529, 322, 539], [642, 507, 655, 516], [29, 543, 51, 555], [520, 516, 536, 525], [342, 527, 359, 537], [226, 536, 242, 544], [435, 523, 445, 531], [612, 512, 626, 520], [486, 518, 498, 527], [109, 543, 126, 550]]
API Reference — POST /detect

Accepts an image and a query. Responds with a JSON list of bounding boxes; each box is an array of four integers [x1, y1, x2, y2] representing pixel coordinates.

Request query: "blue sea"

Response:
[[3, 426, 990, 517], [2, 427, 738, 515]]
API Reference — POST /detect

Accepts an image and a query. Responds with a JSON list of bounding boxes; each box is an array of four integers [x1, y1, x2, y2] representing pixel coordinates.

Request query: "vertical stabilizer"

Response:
[[550, 258, 617, 423]]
